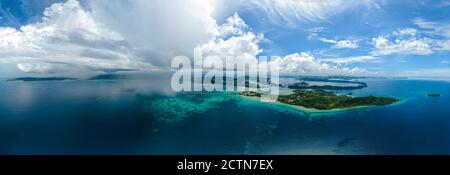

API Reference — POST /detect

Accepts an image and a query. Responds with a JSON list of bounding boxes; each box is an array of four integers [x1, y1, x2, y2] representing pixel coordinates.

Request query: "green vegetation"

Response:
[[427, 93, 441, 97], [239, 91, 261, 97], [297, 81, 309, 86], [288, 81, 367, 90], [241, 90, 399, 110], [284, 77, 369, 90]]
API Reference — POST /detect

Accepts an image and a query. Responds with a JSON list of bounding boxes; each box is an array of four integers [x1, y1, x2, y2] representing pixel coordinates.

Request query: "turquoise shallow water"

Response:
[[0, 74, 449, 154]]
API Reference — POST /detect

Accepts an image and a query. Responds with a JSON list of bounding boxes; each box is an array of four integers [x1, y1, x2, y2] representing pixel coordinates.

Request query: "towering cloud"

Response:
[[0, 0, 153, 76], [0, 0, 222, 76]]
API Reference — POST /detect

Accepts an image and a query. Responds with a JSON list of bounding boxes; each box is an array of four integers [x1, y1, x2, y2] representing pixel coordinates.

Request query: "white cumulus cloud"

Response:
[[371, 28, 433, 56], [319, 38, 359, 49], [195, 14, 366, 76], [196, 13, 263, 69], [272, 52, 367, 76], [393, 28, 417, 36], [323, 55, 380, 65]]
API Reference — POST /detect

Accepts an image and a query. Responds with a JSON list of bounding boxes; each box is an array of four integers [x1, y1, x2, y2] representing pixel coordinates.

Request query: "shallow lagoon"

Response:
[[0, 73, 449, 154]]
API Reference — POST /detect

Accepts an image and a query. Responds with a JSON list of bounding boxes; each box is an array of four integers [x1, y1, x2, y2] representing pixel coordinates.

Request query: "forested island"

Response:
[[287, 81, 367, 90], [427, 93, 441, 97], [6, 77, 77, 82], [240, 90, 399, 110]]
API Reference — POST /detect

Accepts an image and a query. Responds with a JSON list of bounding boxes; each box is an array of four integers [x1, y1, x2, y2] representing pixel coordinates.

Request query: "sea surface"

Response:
[[0, 72, 449, 154]]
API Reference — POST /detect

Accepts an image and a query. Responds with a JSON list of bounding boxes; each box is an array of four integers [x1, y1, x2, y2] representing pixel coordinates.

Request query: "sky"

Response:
[[0, 0, 450, 78]]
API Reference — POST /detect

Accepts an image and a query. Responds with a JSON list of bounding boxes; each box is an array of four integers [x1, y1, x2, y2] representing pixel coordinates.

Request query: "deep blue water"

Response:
[[0, 75, 449, 155]]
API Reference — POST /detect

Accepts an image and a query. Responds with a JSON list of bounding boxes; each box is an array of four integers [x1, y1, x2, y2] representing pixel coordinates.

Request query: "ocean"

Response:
[[0, 73, 449, 154]]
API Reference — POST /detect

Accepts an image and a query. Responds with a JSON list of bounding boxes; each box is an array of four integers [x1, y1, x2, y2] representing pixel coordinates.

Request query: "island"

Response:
[[88, 74, 133, 80], [241, 90, 399, 110], [287, 81, 367, 90], [240, 91, 261, 97], [6, 77, 77, 82], [427, 93, 441, 97]]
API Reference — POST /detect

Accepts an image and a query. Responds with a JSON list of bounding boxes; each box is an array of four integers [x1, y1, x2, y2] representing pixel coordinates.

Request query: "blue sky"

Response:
[[1, 0, 450, 78], [235, 0, 450, 76]]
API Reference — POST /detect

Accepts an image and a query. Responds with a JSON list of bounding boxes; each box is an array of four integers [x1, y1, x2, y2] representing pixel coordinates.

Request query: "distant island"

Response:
[[240, 90, 399, 110], [287, 81, 367, 90], [427, 93, 441, 97], [88, 74, 132, 80], [6, 74, 138, 82], [296, 77, 368, 84], [6, 77, 77, 82]]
